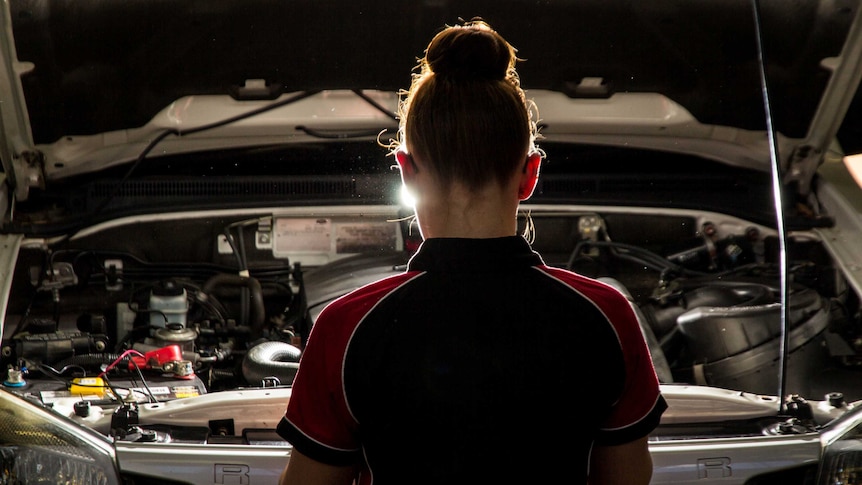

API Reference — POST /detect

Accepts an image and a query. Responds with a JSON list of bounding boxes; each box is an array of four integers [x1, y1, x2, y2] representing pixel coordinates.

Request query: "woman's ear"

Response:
[[518, 152, 542, 200], [395, 150, 418, 181]]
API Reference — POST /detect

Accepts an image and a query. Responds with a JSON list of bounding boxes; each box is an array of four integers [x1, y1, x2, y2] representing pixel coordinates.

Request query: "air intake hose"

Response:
[[241, 341, 301, 386]]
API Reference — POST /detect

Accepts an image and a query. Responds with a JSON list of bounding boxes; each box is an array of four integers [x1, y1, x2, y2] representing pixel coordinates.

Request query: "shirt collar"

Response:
[[407, 236, 544, 272]]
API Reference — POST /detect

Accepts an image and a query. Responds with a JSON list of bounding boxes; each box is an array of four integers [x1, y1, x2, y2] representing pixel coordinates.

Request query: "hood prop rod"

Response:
[[750, 0, 790, 413]]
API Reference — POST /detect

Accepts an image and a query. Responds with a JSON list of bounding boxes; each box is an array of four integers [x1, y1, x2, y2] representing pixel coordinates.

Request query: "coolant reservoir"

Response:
[[149, 281, 188, 328]]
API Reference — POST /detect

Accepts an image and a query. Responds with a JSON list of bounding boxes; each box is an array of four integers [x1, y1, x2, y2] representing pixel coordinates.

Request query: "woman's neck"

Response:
[[414, 182, 520, 239]]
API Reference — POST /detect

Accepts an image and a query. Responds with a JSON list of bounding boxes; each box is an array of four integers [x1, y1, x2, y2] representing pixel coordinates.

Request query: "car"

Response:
[[3, 0, 862, 483]]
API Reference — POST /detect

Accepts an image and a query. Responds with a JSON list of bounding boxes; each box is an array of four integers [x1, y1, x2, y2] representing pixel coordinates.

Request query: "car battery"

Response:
[[38, 373, 208, 405]]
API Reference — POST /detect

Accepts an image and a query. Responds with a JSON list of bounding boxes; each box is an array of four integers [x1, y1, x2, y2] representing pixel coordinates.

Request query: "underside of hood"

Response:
[[7, 0, 859, 144]]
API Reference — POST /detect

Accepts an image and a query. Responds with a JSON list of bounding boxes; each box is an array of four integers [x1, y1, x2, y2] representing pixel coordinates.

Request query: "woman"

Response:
[[278, 19, 666, 485]]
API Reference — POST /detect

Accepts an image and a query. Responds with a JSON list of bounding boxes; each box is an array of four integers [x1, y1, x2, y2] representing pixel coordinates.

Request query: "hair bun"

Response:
[[425, 22, 513, 82]]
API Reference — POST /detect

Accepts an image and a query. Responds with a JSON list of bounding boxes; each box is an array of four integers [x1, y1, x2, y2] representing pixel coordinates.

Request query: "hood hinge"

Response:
[[11, 149, 46, 201], [783, 144, 820, 199]]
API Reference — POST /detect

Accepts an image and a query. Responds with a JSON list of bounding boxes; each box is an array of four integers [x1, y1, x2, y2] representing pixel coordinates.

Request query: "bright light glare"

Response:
[[400, 185, 417, 209], [844, 153, 862, 189]]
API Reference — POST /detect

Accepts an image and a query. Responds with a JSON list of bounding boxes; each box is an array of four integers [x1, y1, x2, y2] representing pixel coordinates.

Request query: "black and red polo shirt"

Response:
[[278, 236, 667, 483]]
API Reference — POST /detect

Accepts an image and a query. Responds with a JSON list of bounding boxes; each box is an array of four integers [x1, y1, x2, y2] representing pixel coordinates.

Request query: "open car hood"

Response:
[[10, 5, 862, 483], [1, 0, 862, 203]]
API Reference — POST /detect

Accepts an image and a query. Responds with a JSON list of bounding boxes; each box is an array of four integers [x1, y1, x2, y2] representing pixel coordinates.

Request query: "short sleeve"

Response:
[[595, 286, 668, 445], [277, 302, 362, 466]]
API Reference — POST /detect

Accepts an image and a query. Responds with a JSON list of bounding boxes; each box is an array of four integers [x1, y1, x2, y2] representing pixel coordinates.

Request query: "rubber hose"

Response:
[[202, 273, 266, 338], [242, 341, 301, 386]]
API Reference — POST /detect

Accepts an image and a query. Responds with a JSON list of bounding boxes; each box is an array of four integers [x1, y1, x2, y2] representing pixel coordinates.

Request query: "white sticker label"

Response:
[[132, 386, 171, 395], [275, 218, 332, 253], [336, 223, 397, 253]]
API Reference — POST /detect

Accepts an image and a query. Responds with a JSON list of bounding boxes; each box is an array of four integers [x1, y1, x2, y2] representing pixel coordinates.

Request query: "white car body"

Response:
[[3, 1, 862, 484]]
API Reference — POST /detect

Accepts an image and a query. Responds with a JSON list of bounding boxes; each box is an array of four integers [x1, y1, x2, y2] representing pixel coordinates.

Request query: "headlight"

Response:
[[820, 441, 862, 484], [818, 409, 862, 485], [0, 389, 121, 484]]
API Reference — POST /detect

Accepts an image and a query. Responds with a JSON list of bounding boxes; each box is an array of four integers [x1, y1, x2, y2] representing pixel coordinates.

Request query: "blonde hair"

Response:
[[391, 20, 541, 189]]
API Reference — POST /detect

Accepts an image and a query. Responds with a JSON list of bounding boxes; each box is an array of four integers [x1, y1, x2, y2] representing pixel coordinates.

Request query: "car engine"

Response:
[[1, 208, 859, 444]]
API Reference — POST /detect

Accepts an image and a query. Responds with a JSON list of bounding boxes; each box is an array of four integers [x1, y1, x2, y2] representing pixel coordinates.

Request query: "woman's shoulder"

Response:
[[319, 271, 425, 319]]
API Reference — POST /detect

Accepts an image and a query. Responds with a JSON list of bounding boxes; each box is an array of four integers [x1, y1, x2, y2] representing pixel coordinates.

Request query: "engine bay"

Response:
[[2, 205, 860, 444]]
